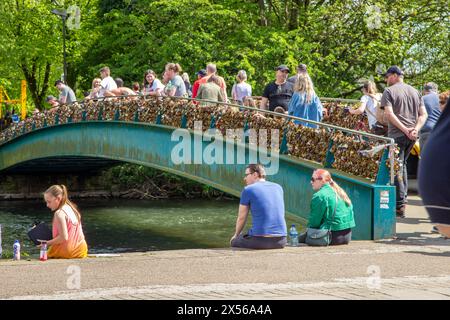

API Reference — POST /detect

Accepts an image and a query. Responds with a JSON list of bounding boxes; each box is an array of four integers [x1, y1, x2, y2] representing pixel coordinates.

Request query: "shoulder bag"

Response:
[[27, 221, 52, 245], [365, 95, 388, 136]]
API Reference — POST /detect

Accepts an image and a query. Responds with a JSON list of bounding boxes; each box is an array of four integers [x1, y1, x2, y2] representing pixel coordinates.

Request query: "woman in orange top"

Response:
[[42, 185, 88, 259]]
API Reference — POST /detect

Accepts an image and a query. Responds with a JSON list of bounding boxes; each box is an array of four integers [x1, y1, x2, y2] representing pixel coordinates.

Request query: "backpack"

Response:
[[373, 95, 388, 126]]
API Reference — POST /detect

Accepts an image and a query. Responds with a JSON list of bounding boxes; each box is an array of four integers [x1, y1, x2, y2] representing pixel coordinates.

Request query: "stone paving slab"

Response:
[[5, 276, 450, 300]]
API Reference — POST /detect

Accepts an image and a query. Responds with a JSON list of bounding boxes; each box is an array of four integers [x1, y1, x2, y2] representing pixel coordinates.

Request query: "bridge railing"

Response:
[[0, 95, 397, 184]]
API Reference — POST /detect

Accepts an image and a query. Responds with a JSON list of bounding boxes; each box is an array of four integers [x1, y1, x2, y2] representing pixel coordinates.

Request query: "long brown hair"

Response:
[[143, 69, 157, 87], [314, 169, 352, 206], [44, 185, 81, 222]]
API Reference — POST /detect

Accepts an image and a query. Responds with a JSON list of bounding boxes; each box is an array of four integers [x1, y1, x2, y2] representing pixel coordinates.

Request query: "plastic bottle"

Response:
[[11, 113, 19, 124], [40, 243, 48, 261], [289, 224, 299, 247], [13, 240, 21, 261]]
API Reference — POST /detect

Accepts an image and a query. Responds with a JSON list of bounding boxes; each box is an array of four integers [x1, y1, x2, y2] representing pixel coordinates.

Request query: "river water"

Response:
[[0, 199, 304, 257]]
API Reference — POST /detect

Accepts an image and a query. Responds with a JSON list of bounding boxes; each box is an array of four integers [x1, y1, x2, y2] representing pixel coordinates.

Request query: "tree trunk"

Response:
[[21, 61, 52, 111], [258, 0, 268, 26], [288, 1, 299, 30]]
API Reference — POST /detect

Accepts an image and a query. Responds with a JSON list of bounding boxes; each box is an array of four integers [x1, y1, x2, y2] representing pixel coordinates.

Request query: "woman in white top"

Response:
[[231, 70, 252, 105], [142, 69, 164, 96], [349, 80, 381, 130]]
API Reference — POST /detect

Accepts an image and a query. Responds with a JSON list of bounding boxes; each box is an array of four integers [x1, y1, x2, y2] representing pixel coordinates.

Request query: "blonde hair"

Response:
[[99, 66, 110, 75], [44, 185, 81, 222], [236, 70, 247, 82], [91, 78, 102, 89], [294, 74, 315, 104], [314, 169, 352, 206], [362, 80, 378, 95], [181, 72, 190, 83]]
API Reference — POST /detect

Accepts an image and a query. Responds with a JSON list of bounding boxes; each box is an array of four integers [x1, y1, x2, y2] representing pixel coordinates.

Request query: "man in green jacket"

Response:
[[196, 75, 225, 106]]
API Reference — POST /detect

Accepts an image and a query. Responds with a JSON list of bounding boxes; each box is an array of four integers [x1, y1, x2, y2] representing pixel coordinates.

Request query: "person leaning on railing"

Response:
[[298, 169, 356, 246], [349, 80, 382, 134]]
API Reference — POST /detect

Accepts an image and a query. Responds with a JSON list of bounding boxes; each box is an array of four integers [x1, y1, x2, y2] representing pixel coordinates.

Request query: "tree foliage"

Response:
[[0, 0, 98, 111], [78, 0, 450, 97], [1, 0, 448, 111]]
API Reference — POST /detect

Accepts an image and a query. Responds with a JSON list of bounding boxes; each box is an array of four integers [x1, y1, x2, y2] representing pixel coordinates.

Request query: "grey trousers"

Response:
[[231, 234, 287, 249]]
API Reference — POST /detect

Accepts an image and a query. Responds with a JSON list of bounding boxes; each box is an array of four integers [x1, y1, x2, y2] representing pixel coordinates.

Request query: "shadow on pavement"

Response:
[[404, 251, 450, 257], [407, 198, 424, 206], [376, 235, 449, 246], [396, 217, 432, 225]]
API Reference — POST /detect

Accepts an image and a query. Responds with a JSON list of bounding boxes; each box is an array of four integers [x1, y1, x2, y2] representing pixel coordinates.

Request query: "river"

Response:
[[0, 198, 304, 257]]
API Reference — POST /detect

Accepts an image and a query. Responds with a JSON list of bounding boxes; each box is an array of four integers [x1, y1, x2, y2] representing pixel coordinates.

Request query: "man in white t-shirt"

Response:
[[97, 66, 117, 97]]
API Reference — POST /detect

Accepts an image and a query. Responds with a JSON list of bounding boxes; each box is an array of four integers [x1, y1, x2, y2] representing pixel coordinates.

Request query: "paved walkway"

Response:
[[1, 195, 449, 300]]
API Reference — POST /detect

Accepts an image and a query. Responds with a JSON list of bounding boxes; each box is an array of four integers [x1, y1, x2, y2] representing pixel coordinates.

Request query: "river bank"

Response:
[[0, 163, 232, 200]]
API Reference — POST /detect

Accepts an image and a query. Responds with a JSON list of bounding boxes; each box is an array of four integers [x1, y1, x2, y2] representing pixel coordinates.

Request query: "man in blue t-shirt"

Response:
[[230, 164, 287, 249]]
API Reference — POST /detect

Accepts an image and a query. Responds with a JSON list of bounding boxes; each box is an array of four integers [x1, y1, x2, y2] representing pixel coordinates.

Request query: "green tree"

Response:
[[1, 0, 448, 109], [0, 0, 98, 110]]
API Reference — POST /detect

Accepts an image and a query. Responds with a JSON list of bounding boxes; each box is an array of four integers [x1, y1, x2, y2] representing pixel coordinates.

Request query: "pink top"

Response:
[[48, 203, 88, 259]]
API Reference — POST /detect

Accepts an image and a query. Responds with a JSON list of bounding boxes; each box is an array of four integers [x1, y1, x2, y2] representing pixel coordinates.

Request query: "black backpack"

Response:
[[27, 221, 52, 245]]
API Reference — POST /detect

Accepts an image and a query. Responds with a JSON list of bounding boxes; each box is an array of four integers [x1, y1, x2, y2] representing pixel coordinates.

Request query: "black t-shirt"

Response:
[[418, 101, 450, 225], [262, 81, 294, 111]]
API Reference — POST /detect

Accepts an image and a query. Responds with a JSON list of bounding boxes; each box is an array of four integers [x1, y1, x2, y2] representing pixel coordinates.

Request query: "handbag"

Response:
[[27, 221, 52, 245], [371, 122, 388, 136], [305, 192, 338, 246]]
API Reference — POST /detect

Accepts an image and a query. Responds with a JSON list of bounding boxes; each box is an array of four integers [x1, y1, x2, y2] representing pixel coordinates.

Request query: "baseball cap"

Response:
[[382, 65, 404, 77], [196, 69, 207, 77], [46, 95, 57, 102], [275, 65, 290, 72]]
